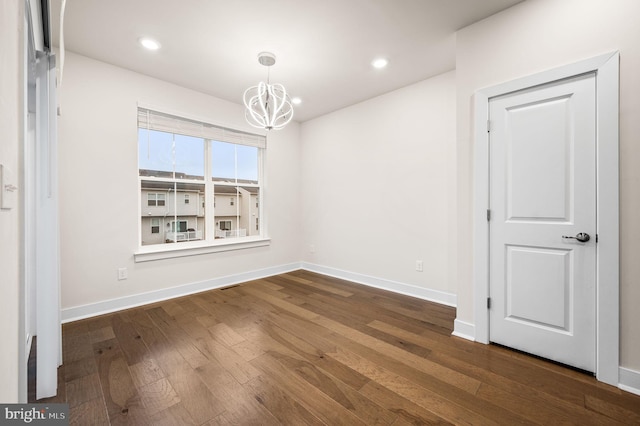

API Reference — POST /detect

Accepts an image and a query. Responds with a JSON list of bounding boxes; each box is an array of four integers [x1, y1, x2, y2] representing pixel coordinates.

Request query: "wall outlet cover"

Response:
[[117, 267, 128, 280]]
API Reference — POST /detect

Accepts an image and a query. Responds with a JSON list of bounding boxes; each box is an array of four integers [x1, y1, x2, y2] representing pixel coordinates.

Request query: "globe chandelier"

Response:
[[243, 52, 294, 131]]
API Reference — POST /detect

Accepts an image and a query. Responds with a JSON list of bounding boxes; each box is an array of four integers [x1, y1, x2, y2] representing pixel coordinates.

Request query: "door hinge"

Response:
[[487, 297, 491, 309], [487, 120, 491, 132], [487, 209, 491, 221], [596, 234, 599, 243]]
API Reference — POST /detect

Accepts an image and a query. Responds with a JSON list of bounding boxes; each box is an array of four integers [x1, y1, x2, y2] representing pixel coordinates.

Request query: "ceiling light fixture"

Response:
[[291, 97, 302, 105], [139, 37, 161, 51], [372, 58, 388, 69], [243, 52, 293, 131]]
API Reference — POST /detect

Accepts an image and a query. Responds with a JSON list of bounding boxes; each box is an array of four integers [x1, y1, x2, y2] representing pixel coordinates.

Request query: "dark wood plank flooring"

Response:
[[32, 270, 640, 425]]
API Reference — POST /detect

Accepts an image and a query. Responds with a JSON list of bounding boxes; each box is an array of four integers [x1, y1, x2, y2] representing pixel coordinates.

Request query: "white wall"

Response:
[[301, 71, 457, 299], [0, 0, 24, 403], [455, 0, 640, 370], [58, 52, 301, 312]]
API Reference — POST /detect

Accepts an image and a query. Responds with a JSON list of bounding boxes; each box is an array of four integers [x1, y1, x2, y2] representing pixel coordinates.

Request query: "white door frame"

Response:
[[472, 52, 619, 386]]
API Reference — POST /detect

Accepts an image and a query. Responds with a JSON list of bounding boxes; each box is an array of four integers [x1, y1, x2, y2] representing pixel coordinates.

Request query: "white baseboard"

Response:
[[619, 366, 640, 396], [300, 262, 456, 307], [452, 319, 475, 341], [62, 262, 457, 323], [61, 262, 303, 323]]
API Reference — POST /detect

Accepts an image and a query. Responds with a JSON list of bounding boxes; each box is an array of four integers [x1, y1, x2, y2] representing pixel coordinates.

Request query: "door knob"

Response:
[[562, 232, 590, 242]]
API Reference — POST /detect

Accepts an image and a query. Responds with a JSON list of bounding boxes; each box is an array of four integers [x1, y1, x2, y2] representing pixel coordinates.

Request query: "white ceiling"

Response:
[[49, 0, 523, 122]]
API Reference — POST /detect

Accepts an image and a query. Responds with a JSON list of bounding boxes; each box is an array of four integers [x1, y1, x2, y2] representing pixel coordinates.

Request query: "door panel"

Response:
[[506, 245, 571, 331], [506, 96, 572, 222], [489, 73, 596, 372]]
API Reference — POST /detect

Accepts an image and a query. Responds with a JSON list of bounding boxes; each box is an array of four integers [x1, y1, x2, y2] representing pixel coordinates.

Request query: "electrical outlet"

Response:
[[118, 267, 128, 280], [415, 260, 423, 272]]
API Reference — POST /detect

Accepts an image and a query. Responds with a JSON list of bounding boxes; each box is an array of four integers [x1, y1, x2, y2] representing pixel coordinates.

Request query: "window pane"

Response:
[[236, 145, 258, 181], [138, 129, 204, 180], [213, 185, 239, 239], [139, 129, 174, 176], [211, 141, 258, 182], [242, 186, 260, 238], [174, 134, 204, 180], [140, 180, 205, 246], [213, 185, 259, 239], [211, 141, 236, 181]]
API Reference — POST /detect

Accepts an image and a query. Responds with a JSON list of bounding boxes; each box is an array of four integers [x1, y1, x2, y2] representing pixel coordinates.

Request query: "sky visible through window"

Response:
[[138, 129, 258, 181]]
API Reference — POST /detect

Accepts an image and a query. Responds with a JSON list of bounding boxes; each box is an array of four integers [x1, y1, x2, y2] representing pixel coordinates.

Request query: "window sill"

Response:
[[134, 237, 271, 263]]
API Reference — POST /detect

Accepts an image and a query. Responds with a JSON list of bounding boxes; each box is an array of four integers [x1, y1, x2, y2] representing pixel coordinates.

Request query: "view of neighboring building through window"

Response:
[[138, 108, 264, 247], [171, 220, 188, 233]]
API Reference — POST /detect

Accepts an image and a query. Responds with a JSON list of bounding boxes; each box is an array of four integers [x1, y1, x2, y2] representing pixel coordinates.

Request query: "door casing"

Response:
[[472, 52, 619, 386]]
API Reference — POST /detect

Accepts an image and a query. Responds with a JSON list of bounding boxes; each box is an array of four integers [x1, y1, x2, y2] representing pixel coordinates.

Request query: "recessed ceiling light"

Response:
[[139, 37, 161, 51], [371, 58, 388, 69], [291, 97, 302, 105]]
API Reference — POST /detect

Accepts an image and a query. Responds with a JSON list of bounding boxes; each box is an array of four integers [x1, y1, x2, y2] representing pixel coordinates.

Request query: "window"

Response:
[[147, 193, 165, 206], [138, 108, 265, 248]]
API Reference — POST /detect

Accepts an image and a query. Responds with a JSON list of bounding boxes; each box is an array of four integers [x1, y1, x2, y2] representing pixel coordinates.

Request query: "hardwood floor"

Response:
[[33, 271, 640, 425]]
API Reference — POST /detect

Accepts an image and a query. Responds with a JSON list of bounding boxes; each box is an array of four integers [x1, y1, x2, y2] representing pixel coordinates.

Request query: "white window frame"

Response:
[[135, 106, 270, 262]]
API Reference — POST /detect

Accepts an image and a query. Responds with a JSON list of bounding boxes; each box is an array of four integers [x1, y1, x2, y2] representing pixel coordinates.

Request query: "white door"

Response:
[[488, 73, 596, 372]]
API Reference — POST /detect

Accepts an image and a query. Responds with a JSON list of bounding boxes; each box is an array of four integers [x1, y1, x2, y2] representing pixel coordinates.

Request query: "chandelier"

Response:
[[243, 52, 294, 131]]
